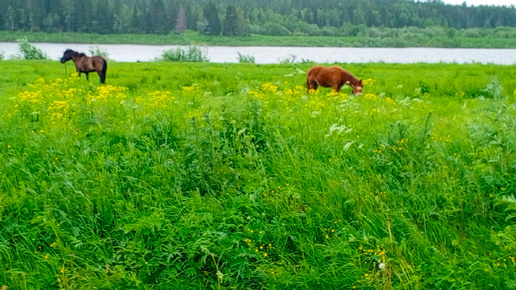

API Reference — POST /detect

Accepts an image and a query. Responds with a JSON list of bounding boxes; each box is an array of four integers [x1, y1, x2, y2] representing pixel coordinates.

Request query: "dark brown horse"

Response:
[[306, 65, 363, 94], [60, 49, 107, 83]]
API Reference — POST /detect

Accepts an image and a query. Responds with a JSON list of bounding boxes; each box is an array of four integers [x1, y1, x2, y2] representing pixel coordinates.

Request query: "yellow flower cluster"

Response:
[[47, 100, 71, 124], [358, 245, 387, 263], [284, 85, 306, 98], [363, 93, 377, 100], [147, 90, 175, 109], [135, 91, 176, 116], [245, 230, 271, 258], [261, 83, 278, 93], [17, 90, 42, 104], [326, 90, 349, 101], [362, 79, 374, 86], [495, 255, 516, 267], [431, 133, 452, 143], [182, 85, 197, 93], [92, 85, 127, 103]]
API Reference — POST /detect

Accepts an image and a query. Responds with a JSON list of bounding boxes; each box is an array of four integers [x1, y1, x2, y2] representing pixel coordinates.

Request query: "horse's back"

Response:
[[307, 65, 326, 76], [308, 66, 340, 84], [91, 55, 105, 67], [83, 55, 106, 72]]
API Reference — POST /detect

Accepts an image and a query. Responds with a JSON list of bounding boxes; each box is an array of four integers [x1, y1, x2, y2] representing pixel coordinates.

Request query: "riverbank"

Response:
[[2, 29, 516, 48]]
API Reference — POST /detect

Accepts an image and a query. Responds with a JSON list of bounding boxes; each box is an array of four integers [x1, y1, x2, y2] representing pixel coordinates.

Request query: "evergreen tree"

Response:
[[95, 0, 113, 34], [130, 7, 141, 33], [185, 4, 197, 30], [0, 0, 5, 30], [72, 0, 92, 32], [47, 0, 64, 31], [223, 4, 238, 36], [1, 0, 516, 35], [6, 6, 16, 31], [203, 2, 221, 35], [114, 4, 132, 33], [147, 0, 169, 34]]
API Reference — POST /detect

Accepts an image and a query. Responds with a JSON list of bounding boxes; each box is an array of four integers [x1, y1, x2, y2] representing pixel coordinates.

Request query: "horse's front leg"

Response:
[[85, 72, 89, 81]]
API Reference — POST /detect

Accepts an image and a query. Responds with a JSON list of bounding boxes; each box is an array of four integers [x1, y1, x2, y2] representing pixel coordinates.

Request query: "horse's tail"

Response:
[[100, 59, 107, 83]]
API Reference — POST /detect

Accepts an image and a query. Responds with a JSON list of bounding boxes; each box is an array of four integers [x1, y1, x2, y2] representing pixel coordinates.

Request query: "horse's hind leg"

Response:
[[97, 70, 106, 84], [85, 72, 89, 81]]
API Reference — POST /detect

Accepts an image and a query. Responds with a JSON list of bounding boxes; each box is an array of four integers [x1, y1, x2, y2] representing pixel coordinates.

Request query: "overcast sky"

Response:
[[440, 0, 515, 6]]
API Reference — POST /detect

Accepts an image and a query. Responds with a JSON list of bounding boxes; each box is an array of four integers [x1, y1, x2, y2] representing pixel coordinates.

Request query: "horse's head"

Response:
[[60, 49, 74, 63], [353, 79, 364, 95]]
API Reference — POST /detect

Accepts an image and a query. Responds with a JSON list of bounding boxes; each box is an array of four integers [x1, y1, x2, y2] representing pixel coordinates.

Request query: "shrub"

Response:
[[89, 45, 109, 59], [17, 37, 48, 60], [237, 52, 255, 63], [161, 46, 209, 62]]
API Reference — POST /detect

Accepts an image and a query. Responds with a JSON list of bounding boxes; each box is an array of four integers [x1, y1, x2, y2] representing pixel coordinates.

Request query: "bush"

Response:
[[89, 45, 109, 60], [161, 46, 209, 62], [17, 37, 48, 60], [237, 52, 255, 63], [261, 22, 291, 36]]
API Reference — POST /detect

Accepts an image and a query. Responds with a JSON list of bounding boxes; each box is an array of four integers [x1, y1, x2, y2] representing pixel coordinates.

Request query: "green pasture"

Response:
[[1, 60, 516, 289]]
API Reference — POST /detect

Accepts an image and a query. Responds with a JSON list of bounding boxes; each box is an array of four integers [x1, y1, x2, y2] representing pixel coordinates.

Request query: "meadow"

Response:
[[0, 60, 516, 289]]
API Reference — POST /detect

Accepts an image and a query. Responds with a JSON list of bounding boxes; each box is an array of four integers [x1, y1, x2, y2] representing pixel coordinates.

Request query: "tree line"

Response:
[[0, 0, 515, 36]]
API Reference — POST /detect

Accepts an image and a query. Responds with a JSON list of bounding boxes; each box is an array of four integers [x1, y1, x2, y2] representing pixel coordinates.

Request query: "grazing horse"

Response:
[[60, 49, 107, 83], [306, 65, 363, 94]]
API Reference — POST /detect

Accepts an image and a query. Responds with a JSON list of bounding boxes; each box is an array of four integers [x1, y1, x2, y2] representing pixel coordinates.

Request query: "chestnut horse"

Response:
[[60, 49, 107, 83], [306, 66, 363, 94]]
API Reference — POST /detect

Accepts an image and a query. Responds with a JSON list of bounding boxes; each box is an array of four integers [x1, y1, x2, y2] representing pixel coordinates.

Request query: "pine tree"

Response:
[[147, 0, 169, 34], [95, 0, 113, 34], [203, 2, 221, 35], [223, 4, 238, 36]]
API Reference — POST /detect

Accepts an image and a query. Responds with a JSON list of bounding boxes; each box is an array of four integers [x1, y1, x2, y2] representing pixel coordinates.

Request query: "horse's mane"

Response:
[[66, 49, 87, 57]]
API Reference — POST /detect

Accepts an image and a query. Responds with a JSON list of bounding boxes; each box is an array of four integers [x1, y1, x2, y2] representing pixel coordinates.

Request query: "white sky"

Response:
[[440, 0, 515, 6]]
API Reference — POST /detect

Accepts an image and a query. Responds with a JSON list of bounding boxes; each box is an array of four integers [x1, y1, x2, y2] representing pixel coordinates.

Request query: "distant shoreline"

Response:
[[2, 29, 516, 49]]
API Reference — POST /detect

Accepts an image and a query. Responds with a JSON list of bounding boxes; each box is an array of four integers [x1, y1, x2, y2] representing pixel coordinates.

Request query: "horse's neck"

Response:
[[71, 53, 81, 63], [343, 71, 358, 85]]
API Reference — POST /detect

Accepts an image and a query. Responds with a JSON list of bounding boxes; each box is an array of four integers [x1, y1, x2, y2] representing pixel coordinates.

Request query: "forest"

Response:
[[0, 0, 515, 37]]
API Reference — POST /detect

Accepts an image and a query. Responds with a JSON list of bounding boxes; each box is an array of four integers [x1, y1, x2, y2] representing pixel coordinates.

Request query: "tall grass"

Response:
[[0, 61, 515, 289]]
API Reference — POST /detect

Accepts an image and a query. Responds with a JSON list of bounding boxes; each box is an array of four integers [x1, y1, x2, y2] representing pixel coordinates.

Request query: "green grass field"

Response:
[[1, 60, 516, 289]]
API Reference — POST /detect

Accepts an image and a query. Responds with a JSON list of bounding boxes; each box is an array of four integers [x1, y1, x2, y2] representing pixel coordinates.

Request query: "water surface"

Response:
[[1, 42, 516, 64]]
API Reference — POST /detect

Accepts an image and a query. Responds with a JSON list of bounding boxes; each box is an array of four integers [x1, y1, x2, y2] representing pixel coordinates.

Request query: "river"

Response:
[[1, 42, 516, 64]]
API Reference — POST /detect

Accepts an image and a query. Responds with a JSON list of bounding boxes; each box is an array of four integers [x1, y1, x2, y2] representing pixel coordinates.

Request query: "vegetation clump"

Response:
[[161, 46, 209, 62], [16, 37, 47, 60]]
